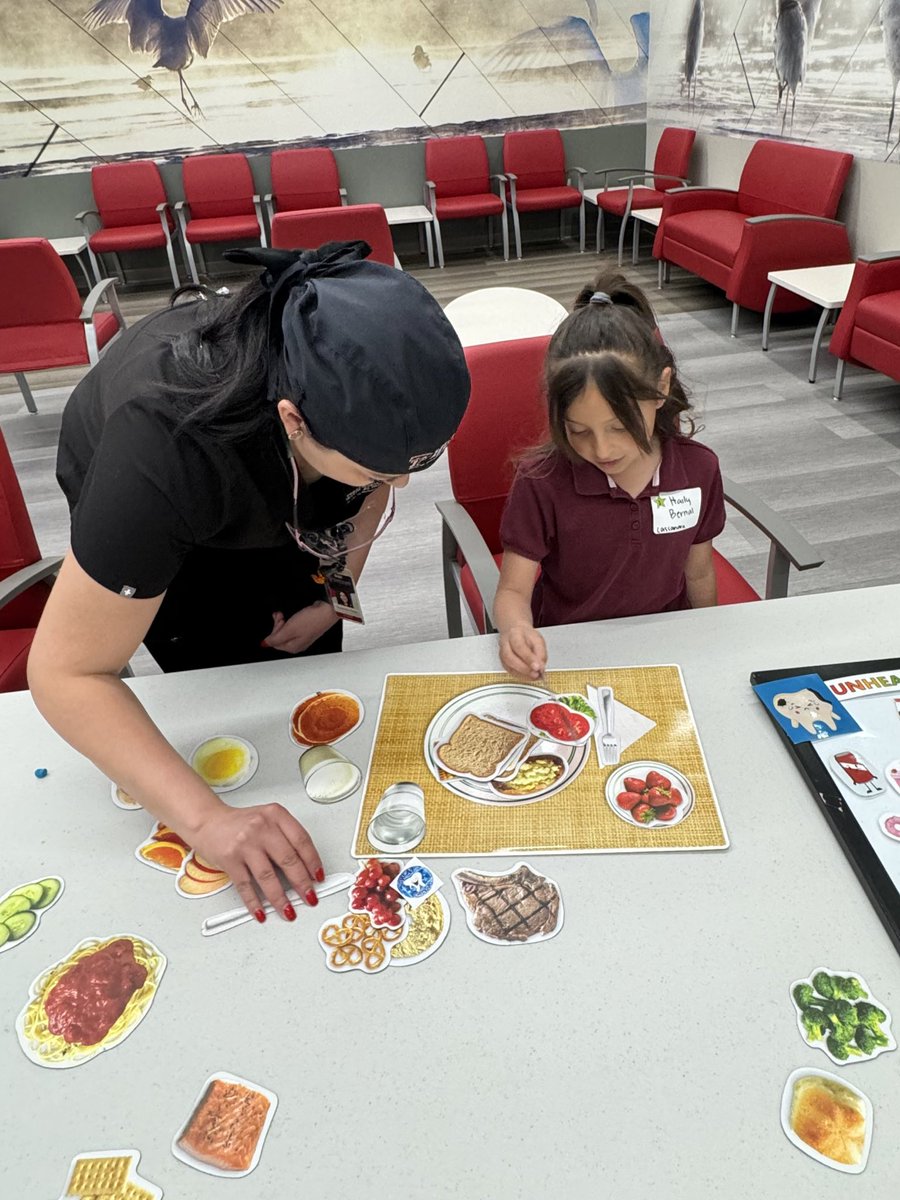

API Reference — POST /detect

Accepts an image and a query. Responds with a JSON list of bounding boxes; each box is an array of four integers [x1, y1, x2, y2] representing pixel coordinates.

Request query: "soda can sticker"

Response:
[[393, 858, 441, 909], [829, 751, 885, 798]]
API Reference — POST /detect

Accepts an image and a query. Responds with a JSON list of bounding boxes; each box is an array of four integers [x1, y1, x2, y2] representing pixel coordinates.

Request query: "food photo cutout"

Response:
[[452, 862, 563, 946], [0, 876, 63, 954], [172, 1072, 277, 1178], [752, 674, 862, 744], [789, 968, 895, 1066], [16, 934, 166, 1069], [53, 1148, 162, 1200], [317, 857, 449, 974]]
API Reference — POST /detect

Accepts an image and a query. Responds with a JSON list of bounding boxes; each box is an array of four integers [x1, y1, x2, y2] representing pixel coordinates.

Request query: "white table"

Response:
[[631, 205, 663, 264], [762, 262, 856, 382], [4, 585, 900, 1197], [49, 235, 99, 289], [444, 286, 568, 348], [384, 204, 435, 267]]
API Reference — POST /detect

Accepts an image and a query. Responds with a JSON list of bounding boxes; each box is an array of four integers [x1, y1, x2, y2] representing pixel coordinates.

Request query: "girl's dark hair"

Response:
[[163, 275, 280, 441], [524, 271, 694, 469]]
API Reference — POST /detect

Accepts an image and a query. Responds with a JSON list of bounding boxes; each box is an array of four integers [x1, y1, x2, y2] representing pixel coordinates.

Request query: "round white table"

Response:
[[444, 286, 568, 348]]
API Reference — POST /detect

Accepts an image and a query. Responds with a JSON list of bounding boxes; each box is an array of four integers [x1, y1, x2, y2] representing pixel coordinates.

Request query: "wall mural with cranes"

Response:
[[648, 0, 900, 161], [0, 0, 650, 177]]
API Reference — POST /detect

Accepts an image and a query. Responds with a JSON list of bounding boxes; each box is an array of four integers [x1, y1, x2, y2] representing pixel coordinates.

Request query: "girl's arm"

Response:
[[494, 551, 547, 678], [684, 540, 718, 608], [28, 554, 324, 921]]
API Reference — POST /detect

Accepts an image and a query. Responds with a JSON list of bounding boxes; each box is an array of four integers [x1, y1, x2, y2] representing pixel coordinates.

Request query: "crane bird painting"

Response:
[[683, 0, 703, 103], [774, 0, 807, 132], [83, 0, 284, 117]]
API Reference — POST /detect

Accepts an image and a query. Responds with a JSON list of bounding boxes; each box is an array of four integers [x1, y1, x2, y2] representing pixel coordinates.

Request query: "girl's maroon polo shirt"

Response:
[[500, 435, 725, 626]]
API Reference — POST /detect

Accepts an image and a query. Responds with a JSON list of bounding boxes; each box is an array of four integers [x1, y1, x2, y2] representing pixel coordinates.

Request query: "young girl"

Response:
[[495, 272, 725, 679]]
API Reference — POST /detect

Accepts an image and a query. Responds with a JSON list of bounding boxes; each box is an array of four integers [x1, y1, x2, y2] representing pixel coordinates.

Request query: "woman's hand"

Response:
[[262, 601, 338, 654], [189, 803, 325, 921], [499, 623, 548, 679]]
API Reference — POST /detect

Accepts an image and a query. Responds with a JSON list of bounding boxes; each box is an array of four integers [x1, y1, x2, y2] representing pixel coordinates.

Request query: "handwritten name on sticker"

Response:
[[651, 487, 702, 535]]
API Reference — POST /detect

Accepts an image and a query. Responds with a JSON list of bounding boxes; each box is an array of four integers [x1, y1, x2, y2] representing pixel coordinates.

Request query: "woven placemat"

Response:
[[352, 667, 727, 857]]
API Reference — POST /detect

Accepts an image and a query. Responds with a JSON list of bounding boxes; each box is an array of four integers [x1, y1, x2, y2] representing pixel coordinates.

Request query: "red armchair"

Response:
[[0, 425, 62, 692], [270, 204, 398, 267], [264, 148, 347, 226], [0, 238, 125, 413], [437, 337, 823, 637], [829, 252, 900, 400], [175, 153, 266, 285], [502, 129, 586, 259], [591, 126, 695, 264], [77, 161, 180, 289], [424, 135, 508, 267], [654, 139, 853, 335]]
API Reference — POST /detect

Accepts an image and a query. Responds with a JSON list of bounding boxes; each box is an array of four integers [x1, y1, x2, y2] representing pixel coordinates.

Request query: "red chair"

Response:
[[175, 153, 266, 284], [436, 337, 823, 636], [654, 139, 854, 335], [502, 130, 586, 259], [424, 135, 508, 267], [270, 204, 398, 267], [76, 161, 180, 289], [0, 239, 125, 414], [264, 148, 347, 226], [591, 126, 695, 264], [0, 425, 62, 692], [828, 252, 900, 399]]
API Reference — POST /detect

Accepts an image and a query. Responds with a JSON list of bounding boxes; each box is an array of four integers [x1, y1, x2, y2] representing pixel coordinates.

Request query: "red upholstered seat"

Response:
[[425, 135, 508, 265], [177, 152, 265, 283], [90, 223, 170, 251], [435, 193, 503, 219], [0, 628, 34, 693], [654, 139, 854, 316], [83, 162, 179, 287], [0, 238, 125, 410], [854, 291, 900, 341], [712, 550, 760, 605], [829, 257, 900, 396], [598, 184, 666, 217], [511, 185, 582, 213], [502, 128, 586, 257], [184, 215, 263, 243], [271, 204, 396, 267], [270, 148, 344, 213]]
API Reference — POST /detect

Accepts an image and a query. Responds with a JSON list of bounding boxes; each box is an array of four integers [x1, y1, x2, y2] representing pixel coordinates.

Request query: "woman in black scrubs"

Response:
[[29, 243, 469, 925]]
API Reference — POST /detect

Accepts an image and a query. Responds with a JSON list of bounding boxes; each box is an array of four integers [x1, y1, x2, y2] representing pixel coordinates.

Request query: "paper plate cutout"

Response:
[[0, 876, 63, 955], [54, 1147, 162, 1200], [189, 734, 258, 793], [604, 761, 695, 829], [780, 1067, 872, 1174], [289, 690, 365, 747], [172, 1072, 277, 1178], [452, 862, 563, 946], [789, 968, 895, 1065], [16, 934, 166, 1069], [390, 892, 450, 967]]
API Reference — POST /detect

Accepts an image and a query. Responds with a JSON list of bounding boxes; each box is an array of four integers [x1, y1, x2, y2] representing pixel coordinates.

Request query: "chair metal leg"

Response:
[[578, 198, 585, 253], [424, 220, 435, 268], [441, 523, 464, 639], [432, 215, 445, 269], [195, 244, 208, 279], [765, 544, 791, 600], [487, 216, 494, 250], [833, 358, 846, 401], [632, 217, 640, 265], [559, 209, 565, 243], [616, 215, 628, 267], [183, 239, 200, 285], [510, 204, 523, 260], [808, 306, 830, 383], [72, 251, 93, 291], [163, 230, 180, 289], [657, 258, 665, 290], [597, 208, 605, 252], [15, 373, 37, 414], [500, 205, 510, 263], [85, 243, 103, 286], [761, 282, 778, 351], [730, 302, 740, 338]]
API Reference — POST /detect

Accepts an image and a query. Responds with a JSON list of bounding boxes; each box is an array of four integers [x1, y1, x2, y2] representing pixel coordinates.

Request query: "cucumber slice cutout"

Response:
[[33, 878, 61, 909], [13, 882, 44, 907], [5, 911, 36, 940], [0, 894, 31, 923], [0, 924, 9, 948]]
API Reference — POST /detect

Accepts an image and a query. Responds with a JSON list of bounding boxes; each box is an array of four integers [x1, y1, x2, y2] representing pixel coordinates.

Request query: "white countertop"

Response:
[[444, 286, 568, 348], [3, 585, 900, 1198]]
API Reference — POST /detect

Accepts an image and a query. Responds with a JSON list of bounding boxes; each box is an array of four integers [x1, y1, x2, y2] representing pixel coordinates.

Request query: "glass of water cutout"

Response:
[[367, 782, 426, 853]]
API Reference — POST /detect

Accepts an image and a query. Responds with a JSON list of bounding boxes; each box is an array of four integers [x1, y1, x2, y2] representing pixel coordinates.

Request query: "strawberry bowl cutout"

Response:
[[604, 761, 696, 829]]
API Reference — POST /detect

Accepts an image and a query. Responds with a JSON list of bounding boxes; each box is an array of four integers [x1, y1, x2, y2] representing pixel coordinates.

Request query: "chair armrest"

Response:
[[75, 209, 101, 237], [505, 172, 518, 204], [262, 192, 273, 203], [593, 165, 644, 183], [252, 194, 267, 246], [661, 187, 740, 217], [174, 200, 188, 212], [0, 557, 63, 609], [339, 187, 348, 205], [154, 202, 168, 214], [731, 216, 851, 312], [79, 277, 124, 326], [567, 166, 586, 194], [436, 499, 501, 635], [424, 179, 437, 215], [491, 173, 507, 198], [614, 171, 690, 187], [722, 475, 823, 599], [829, 252, 900, 360]]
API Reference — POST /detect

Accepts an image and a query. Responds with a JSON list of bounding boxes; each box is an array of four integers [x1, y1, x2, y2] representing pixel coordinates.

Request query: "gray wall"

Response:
[[647, 121, 900, 258], [0, 124, 646, 280]]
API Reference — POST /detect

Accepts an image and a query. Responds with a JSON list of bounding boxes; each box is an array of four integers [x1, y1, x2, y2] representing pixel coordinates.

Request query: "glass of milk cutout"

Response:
[[299, 745, 361, 803], [367, 782, 426, 853]]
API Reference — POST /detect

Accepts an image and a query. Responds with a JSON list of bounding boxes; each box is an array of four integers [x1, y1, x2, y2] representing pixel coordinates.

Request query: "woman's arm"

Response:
[[684, 540, 718, 608], [28, 554, 324, 920], [493, 551, 547, 678]]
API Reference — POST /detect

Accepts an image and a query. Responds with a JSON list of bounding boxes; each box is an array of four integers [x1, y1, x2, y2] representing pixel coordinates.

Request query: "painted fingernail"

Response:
[[254, 909, 266, 924], [305, 888, 319, 907], [283, 902, 297, 921], [314, 866, 325, 883], [259, 639, 269, 648]]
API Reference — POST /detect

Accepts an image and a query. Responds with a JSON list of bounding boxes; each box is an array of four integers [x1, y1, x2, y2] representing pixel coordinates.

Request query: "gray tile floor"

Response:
[[2, 244, 899, 673]]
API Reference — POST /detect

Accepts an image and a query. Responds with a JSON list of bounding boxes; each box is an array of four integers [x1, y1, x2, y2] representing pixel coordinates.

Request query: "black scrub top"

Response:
[[56, 302, 365, 672]]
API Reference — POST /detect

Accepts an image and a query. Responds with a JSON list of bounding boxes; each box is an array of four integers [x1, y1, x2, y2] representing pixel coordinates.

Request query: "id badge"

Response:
[[651, 487, 702, 535], [324, 570, 365, 624]]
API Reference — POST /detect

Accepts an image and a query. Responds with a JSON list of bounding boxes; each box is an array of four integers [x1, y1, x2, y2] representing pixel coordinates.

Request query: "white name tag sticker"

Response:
[[651, 487, 702, 535]]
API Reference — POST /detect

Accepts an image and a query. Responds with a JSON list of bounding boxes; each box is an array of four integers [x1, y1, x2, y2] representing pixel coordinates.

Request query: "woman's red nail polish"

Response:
[[283, 902, 297, 921], [314, 867, 325, 883], [259, 639, 269, 648], [254, 909, 266, 924], [305, 888, 319, 907]]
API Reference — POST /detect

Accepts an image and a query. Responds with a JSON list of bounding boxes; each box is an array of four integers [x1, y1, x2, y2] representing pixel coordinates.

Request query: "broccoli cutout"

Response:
[[789, 970, 894, 1064]]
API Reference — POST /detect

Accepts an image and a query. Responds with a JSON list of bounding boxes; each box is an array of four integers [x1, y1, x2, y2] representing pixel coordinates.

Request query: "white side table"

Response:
[[49, 235, 100, 288], [762, 262, 855, 382], [631, 206, 663, 265], [384, 204, 435, 267], [443, 286, 568, 348]]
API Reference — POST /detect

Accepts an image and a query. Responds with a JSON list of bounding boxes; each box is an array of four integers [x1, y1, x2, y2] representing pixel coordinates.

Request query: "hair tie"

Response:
[[590, 290, 613, 306]]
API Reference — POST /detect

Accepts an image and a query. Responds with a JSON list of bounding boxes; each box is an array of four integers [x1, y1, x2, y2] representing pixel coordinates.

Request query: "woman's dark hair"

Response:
[[523, 271, 694, 470], [163, 274, 280, 441]]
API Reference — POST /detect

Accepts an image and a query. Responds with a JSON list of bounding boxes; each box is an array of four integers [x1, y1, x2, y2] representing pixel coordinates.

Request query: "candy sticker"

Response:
[[393, 858, 442, 909], [0, 876, 63, 955], [879, 813, 900, 842]]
